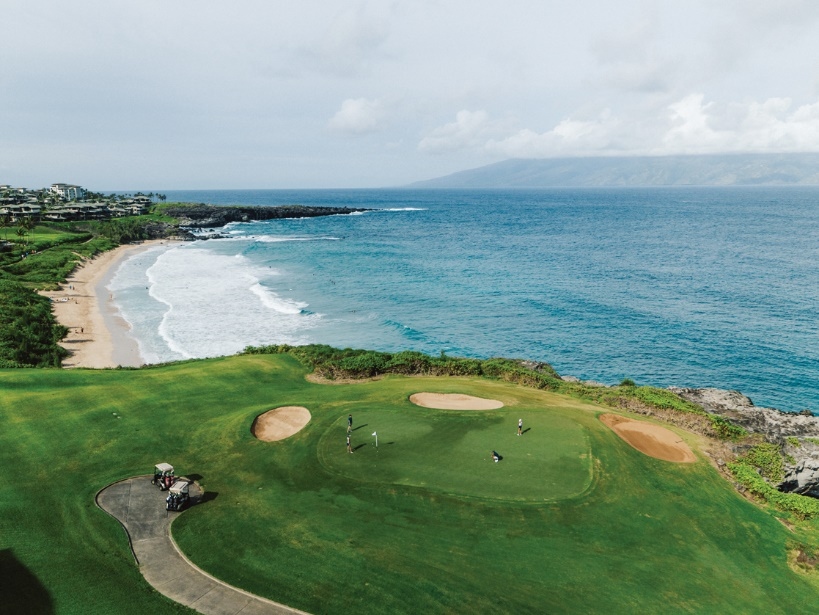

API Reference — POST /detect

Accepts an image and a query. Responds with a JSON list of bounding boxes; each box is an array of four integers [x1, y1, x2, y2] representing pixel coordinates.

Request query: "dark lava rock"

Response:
[[670, 386, 819, 496], [163, 204, 370, 228]]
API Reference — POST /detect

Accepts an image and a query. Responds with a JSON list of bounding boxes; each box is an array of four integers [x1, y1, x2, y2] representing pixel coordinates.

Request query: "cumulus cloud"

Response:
[[663, 94, 819, 153], [417, 110, 498, 153], [421, 94, 819, 159], [485, 111, 625, 157], [328, 98, 385, 135]]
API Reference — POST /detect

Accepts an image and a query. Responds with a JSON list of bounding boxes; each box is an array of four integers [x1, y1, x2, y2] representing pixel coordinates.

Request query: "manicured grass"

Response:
[[2, 355, 819, 614], [318, 408, 591, 501]]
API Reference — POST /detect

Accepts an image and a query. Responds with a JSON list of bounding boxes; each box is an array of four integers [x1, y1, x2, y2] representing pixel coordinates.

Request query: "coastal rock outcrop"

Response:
[[669, 386, 819, 496], [163, 204, 370, 228]]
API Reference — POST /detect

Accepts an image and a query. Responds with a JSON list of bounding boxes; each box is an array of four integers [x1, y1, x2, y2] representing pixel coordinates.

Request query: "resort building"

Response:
[[50, 183, 86, 201]]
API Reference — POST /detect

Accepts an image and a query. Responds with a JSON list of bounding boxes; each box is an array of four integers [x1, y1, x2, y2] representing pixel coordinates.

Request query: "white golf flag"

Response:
[[372, 431, 377, 436]]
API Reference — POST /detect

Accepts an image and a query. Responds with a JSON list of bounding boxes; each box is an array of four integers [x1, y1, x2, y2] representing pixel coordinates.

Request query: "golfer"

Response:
[[517, 418, 523, 436], [347, 414, 353, 433], [347, 433, 353, 454], [492, 450, 500, 463]]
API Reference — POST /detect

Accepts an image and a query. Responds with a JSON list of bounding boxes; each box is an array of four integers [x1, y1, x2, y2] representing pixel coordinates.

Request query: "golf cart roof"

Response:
[[155, 462, 174, 473], [169, 480, 189, 495]]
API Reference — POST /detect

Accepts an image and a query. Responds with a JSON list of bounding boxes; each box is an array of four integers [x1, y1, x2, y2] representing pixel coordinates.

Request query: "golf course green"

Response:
[[2, 353, 819, 614], [319, 408, 592, 501]]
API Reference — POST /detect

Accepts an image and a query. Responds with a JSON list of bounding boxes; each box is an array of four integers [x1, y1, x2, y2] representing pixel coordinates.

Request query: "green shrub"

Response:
[[728, 461, 819, 520], [744, 443, 786, 482], [709, 415, 746, 440], [0, 280, 68, 367]]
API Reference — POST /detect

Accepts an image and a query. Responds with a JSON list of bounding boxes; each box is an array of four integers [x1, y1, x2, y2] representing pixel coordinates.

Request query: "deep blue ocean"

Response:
[[110, 187, 819, 412]]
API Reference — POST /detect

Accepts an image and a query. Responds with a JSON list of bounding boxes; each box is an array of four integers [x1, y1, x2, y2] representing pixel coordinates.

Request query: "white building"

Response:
[[50, 183, 86, 201]]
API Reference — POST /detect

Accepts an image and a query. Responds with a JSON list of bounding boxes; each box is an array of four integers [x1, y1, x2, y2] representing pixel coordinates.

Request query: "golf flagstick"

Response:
[[372, 431, 378, 448]]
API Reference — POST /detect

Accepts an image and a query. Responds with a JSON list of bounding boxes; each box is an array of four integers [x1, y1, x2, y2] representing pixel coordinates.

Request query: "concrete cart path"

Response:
[[97, 477, 308, 615]]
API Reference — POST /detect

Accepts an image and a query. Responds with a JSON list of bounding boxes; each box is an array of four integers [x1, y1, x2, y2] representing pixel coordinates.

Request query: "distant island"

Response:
[[409, 153, 819, 188]]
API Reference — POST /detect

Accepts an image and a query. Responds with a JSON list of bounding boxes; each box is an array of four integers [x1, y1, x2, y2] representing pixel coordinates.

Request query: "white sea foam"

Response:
[[381, 207, 427, 211], [137, 245, 319, 360], [249, 283, 306, 314], [254, 235, 339, 243], [204, 234, 339, 243]]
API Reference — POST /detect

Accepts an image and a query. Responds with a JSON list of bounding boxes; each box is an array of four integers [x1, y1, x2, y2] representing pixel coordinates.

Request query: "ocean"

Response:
[[109, 187, 819, 412]]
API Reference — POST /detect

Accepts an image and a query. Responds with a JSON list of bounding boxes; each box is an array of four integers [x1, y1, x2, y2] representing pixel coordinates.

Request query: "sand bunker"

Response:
[[409, 393, 504, 410], [252, 406, 311, 442], [600, 414, 696, 463]]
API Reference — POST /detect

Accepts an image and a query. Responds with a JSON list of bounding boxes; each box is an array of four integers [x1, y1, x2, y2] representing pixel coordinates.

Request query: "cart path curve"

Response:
[[97, 476, 308, 615]]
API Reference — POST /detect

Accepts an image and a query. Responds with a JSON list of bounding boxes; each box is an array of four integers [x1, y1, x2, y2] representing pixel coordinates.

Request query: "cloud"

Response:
[[426, 94, 819, 159], [663, 93, 819, 153], [328, 98, 385, 135], [483, 110, 626, 157], [589, 14, 673, 93], [417, 110, 497, 153], [291, 4, 391, 77]]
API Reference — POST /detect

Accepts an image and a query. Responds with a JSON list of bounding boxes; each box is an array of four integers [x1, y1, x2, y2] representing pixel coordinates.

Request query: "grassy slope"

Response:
[[1, 355, 818, 614]]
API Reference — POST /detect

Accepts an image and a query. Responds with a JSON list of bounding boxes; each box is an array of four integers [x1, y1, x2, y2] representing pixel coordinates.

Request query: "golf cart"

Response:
[[165, 479, 191, 512], [151, 463, 175, 491]]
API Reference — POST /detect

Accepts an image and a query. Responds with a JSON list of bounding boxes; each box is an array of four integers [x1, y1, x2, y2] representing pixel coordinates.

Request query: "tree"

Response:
[[0, 214, 9, 241]]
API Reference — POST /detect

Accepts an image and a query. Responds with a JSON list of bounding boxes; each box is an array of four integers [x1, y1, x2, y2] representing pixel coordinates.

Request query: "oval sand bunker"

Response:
[[252, 406, 311, 442], [409, 393, 504, 410], [600, 413, 696, 463]]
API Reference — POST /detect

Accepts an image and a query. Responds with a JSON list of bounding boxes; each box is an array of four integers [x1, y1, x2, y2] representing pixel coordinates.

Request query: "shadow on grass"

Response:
[[522, 428, 531, 435], [353, 444, 367, 451], [352, 424, 369, 432], [0, 549, 54, 614], [197, 491, 219, 505]]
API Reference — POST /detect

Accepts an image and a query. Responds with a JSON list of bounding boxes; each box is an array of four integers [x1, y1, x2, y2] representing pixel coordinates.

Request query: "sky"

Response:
[[2, 0, 819, 189]]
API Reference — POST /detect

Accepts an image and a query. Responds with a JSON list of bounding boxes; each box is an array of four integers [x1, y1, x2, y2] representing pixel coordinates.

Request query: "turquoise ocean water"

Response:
[[109, 188, 819, 412]]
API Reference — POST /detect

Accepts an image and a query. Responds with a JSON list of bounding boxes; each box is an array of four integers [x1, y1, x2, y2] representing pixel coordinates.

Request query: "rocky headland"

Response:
[[670, 387, 819, 497], [161, 203, 370, 229]]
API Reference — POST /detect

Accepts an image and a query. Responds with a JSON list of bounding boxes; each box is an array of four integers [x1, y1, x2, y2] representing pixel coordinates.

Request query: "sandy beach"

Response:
[[40, 240, 172, 368]]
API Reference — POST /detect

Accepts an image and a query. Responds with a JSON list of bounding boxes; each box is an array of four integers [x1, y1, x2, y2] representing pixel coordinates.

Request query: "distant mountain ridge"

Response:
[[409, 153, 819, 188]]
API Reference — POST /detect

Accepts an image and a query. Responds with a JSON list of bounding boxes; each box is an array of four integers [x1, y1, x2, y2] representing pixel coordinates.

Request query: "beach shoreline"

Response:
[[41, 240, 174, 369]]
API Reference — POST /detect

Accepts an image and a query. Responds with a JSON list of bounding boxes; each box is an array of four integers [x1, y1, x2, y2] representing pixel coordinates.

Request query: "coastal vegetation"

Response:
[[3, 354, 819, 613], [243, 343, 747, 441], [0, 280, 68, 367]]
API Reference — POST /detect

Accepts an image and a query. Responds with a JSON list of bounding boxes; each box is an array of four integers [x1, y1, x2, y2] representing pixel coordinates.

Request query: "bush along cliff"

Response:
[[670, 387, 819, 517]]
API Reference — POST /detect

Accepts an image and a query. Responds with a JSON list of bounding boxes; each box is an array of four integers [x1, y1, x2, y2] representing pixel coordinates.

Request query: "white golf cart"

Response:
[[151, 463, 175, 491], [165, 479, 191, 511]]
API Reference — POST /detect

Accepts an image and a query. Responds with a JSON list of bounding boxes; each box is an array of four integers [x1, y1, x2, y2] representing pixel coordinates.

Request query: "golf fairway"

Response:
[[2, 354, 819, 614]]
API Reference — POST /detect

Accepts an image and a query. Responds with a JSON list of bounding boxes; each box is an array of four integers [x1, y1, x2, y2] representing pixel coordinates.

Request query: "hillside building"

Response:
[[50, 183, 86, 201]]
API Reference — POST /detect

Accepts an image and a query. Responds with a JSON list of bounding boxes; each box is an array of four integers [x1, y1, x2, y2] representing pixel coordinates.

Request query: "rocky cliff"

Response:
[[670, 387, 819, 497]]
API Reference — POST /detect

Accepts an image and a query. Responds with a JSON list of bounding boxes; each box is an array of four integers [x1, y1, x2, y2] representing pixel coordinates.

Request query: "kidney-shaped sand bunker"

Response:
[[252, 406, 311, 441], [600, 413, 696, 463], [409, 393, 504, 410]]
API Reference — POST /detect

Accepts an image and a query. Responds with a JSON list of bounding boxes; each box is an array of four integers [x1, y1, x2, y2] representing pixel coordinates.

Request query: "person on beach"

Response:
[[347, 414, 353, 433], [517, 418, 523, 436], [347, 433, 353, 453]]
